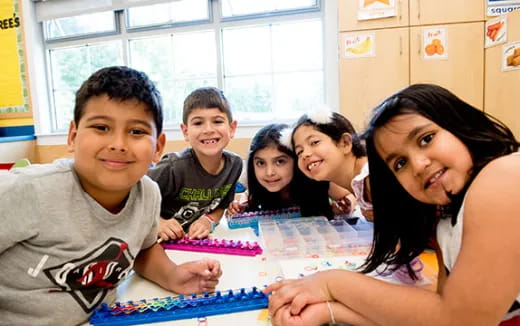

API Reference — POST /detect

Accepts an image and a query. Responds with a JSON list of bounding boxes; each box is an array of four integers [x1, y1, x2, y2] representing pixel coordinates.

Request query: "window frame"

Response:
[[23, 0, 339, 145]]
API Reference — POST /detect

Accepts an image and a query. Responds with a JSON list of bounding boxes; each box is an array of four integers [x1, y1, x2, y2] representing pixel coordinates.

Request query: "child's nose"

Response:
[[202, 122, 214, 133], [109, 133, 128, 152], [411, 155, 431, 176]]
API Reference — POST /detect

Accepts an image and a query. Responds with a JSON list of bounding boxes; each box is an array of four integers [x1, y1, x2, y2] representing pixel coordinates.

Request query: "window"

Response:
[[39, 0, 331, 134]]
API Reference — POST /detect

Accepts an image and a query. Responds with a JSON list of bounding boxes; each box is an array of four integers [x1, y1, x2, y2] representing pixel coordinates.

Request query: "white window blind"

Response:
[[34, 0, 181, 21]]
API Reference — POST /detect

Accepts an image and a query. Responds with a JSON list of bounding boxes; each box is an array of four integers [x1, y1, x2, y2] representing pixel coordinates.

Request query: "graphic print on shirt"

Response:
[[44, 237, 134, 312], [174, 184, 232, 225]]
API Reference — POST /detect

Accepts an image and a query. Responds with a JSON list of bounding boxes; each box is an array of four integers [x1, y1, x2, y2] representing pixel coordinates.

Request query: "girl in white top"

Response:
[[290, 109, 373, 221], [265, 84, 520, 326]]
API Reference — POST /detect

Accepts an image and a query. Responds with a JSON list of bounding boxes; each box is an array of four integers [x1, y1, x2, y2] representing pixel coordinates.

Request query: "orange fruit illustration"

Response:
[[425, 44, 436, 56]]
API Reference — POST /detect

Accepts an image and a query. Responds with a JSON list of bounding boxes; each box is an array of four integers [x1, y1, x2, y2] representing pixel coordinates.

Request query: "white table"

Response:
[[103, 221, 280, 326]]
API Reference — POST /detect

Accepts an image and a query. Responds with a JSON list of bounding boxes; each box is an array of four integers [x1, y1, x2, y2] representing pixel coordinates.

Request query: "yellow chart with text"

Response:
[[0, 0, 26, 112]]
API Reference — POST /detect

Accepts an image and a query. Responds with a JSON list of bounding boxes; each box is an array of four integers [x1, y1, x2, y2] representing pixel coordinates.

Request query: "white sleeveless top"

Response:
[[437, 201, 520, 321], [351, 162, 372, 211]]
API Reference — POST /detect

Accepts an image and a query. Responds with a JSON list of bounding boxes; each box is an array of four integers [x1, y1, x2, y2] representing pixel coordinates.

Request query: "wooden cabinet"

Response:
[[410, 22, 485, 109], [339, 28, 409, 130], [338, 0, 409, 32], [409, 0, 484, 26], [484, 9, 520, 138], [337, 1, 486, 130]]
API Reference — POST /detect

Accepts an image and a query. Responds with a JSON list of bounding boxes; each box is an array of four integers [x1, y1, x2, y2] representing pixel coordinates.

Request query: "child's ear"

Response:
[[340, 132, 353, 154], [229, 120, 238, 139], [180, 123, 189, 142], [152, 133, 166, 163], [66, 120, 78, 153]]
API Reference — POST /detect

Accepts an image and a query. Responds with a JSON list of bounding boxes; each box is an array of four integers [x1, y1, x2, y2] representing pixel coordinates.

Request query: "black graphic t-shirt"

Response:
[[148, 148, 242, 230]]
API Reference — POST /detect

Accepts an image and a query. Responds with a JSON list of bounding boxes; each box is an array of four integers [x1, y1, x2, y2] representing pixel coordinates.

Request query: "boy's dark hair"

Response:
[[74, 66, 163, 134], [291, 111, 366, 157], [361, 83, 519, 278], [182, 87, 232, 124], [247, 124, 333, 218]]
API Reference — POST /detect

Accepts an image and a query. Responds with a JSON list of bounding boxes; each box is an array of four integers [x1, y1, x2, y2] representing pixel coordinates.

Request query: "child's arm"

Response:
[[270, 301, 380, 326], [265, 155, 520, 325], [188, 208, 225, 239], [328, 182, 356, 215], [134, 243, 222, 294]]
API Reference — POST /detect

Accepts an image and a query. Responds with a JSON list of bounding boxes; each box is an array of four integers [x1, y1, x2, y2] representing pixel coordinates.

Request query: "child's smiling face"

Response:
[[373, 113, 473, 205], [293, 125, 347, 183], [253, 145, 294, 193], [181, 107, 237, 159], [67, 94, 165, 210]]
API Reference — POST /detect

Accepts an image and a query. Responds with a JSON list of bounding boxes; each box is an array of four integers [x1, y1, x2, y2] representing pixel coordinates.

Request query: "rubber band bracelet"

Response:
[[326, 300, 336, 324]]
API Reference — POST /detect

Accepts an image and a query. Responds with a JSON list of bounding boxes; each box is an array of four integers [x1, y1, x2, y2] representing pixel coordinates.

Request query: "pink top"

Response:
[[351, 162, 372, 211]]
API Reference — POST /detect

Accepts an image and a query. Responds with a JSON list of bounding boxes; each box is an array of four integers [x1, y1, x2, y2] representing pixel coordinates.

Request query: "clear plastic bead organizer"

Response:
[[258, 216, 374, 259]]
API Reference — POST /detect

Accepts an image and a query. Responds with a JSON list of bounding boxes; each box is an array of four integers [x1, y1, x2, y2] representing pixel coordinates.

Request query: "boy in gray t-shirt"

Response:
[[148, 87, 242, 241], [0, 67, 222, 325]]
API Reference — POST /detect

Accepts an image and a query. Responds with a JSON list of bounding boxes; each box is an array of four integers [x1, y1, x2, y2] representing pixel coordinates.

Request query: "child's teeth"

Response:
[[308, 162, 319, 170]]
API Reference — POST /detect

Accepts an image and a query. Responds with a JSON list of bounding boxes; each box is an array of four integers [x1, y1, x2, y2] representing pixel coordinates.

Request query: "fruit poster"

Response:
[[502, 41, 520, 71], [485, 17, 507, 48], [343, 33, 376, 58], [487, 0, 520, 16], [357, 0, 396, 21], [0, 0, 30, 116], [422, 27, 448, 60]]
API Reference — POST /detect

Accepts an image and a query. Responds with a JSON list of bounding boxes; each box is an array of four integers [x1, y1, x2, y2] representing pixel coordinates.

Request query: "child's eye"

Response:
[[393, 158, 407, 172], [130, 129, 147, 135], [419, 133, 434, 146], [295, 150, 303, 157], [214, 119, 225, 124], [192, 121, 203, 126], [311, 139, 320, 146], [255, 160, 265, 167], [91, 125, 108, 132], [276, 158, 288, 165]]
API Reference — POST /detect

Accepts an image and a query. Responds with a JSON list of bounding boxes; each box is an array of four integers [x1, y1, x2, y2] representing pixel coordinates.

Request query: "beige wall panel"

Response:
[[484, 9, 520, 138], [339, 27, 410, 131], [410, 22, 484, 109], [409, 0, 484, 26]]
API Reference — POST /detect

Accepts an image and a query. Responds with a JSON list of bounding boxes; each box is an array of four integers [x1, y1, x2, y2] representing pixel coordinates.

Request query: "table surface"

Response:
[[88, 218, 437, 326]]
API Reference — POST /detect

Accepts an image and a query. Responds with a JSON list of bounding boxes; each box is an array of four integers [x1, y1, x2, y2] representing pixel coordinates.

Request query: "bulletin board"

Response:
[[0, 0, 31, 119]]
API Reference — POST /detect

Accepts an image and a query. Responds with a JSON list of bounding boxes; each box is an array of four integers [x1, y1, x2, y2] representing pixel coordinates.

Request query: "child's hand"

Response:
[[269, 302, 331, 326], [169, 259, 222, 294], [158, 217, 185, 242], [226, 200, 247, 216], [331, 195, 353, 215], [264, 272, 332, 319], [361, 208, 373, 222], [188, 216, 212, 239]]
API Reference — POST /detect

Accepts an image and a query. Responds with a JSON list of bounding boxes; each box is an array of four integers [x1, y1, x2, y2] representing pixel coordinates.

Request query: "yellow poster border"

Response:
[[0, 0, 32, 119]]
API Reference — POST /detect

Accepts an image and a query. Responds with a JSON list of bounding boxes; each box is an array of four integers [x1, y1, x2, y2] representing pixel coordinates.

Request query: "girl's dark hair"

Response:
[[291, 111, 366, 157], [361, 83, 519, 277], [247, 124, 333, 218]]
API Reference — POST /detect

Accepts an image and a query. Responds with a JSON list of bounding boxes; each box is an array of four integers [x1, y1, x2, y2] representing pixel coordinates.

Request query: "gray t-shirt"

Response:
[[0, 159, 160, 325], [147, 148, 242, 230]]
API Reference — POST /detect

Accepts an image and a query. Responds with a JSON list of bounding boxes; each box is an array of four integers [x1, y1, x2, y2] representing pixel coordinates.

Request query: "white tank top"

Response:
[[437, 201, 520, 321]]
